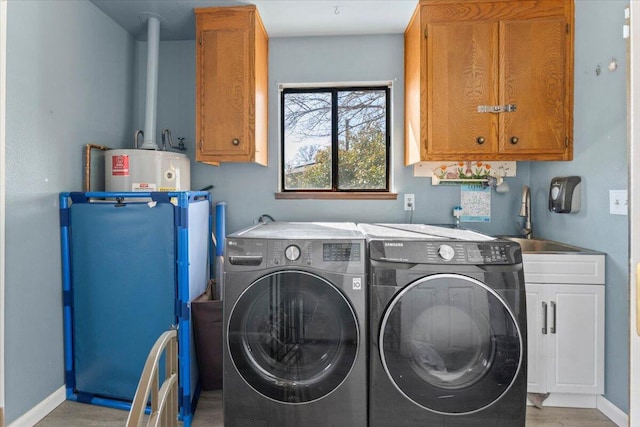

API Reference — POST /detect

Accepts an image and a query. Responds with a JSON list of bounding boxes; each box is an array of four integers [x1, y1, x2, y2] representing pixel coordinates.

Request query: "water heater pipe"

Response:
[[140, 14, 161, 150], [84, 144, 110, 191]]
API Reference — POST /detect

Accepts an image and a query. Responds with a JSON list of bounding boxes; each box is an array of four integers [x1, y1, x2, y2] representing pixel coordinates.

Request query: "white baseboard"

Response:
[[597, 395, 628, 427], [8, 386, 65, 427], [527, 393, 598, 408], [526, 393, 628, 426]]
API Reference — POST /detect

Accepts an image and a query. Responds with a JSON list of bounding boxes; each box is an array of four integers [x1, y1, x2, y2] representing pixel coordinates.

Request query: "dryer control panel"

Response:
[[369, 240, 521, 265]]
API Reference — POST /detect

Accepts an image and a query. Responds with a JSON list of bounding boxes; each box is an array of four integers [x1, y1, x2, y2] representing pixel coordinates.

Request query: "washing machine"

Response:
[[223, 222, 367, 427], [360, 223, 527, 426]]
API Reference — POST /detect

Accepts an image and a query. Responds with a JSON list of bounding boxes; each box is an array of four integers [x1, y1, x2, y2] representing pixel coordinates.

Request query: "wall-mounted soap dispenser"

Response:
[[549, 176, 581, 213]]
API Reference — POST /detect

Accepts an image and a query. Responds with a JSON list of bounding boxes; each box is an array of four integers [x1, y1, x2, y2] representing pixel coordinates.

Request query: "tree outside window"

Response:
[[281, 86, 390, 192]]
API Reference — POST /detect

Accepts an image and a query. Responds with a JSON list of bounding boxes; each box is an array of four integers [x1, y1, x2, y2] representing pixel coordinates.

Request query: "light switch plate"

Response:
[[609, 190, 628, 215]]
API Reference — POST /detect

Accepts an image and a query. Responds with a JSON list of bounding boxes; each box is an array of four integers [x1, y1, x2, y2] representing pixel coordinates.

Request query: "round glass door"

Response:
[[380, 274, 522, 415], [228, 271, 359, 404]]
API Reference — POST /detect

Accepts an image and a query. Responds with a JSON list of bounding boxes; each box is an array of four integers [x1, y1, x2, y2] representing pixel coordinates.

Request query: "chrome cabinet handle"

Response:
[[477, 104, 517, 113], [510, 136, 519, 145], [232, 138, 240, 146], [476, 136, 485, 145], [542, 302, 548, 334], [550, 301, 557, 334]]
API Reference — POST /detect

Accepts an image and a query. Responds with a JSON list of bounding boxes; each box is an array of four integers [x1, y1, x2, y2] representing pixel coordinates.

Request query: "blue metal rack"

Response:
[[59, 191, 212, 427]]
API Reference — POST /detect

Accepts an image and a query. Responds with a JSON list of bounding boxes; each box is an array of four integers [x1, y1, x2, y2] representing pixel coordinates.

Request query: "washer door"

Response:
[[380, 274, 522, 415], [228, 271, 359, 404]]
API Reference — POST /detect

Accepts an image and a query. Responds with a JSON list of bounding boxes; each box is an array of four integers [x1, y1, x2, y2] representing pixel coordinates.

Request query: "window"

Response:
[[280, 85, 391, 195]]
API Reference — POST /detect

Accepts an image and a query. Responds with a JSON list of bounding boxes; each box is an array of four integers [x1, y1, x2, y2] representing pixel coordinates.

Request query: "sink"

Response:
[[499, 236, 596, 254]]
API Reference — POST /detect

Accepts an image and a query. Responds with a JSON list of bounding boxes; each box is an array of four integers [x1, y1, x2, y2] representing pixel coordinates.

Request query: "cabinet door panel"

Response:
[[404, 0, 573, 163], [547, 285, 604, 394], [500, 18, 567, 155], [526, 284, 546, 393], [195, 6, 268, 166], [428, 22, 498, 156], [200, 27, 252, 157]]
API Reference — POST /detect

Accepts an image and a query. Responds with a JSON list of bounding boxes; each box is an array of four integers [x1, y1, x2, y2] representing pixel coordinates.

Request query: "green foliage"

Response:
[[285, 126, 386, 190], [285, 147, 331, 189]]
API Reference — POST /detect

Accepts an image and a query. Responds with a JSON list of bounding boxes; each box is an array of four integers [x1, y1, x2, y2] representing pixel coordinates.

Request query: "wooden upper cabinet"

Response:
[[428, 21, 498, 157], [405, 0, 574, 164], [500, 17, 569, 156], [195, 6, 269, 166]]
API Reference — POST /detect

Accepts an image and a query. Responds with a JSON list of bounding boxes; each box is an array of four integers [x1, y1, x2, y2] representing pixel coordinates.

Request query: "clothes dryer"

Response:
[[223, 222, 367, 427], [360, 224, 527, 427]]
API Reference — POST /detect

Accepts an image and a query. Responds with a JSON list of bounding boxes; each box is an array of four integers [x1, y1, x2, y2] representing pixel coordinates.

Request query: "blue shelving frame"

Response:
[[59, 191, 212, 427]]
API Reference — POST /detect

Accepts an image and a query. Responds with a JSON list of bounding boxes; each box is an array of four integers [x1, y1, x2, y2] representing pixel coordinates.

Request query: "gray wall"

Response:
[[531, 0, 630, 413], [4, 1, 134, 423]]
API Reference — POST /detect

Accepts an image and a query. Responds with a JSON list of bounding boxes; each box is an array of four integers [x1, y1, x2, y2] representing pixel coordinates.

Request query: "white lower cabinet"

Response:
[[526, 283, 605, 395], [522, 252, 605, 406]]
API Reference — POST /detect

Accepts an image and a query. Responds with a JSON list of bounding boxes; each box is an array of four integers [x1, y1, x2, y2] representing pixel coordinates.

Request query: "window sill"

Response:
[[275, 192, 398, 200]]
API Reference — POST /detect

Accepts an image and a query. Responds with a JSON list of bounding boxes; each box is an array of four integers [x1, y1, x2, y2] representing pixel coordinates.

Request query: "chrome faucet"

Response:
[[519, 185, 532, 239]]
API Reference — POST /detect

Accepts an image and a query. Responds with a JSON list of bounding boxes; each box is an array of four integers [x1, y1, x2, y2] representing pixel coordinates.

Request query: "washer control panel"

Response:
[[323, 242, 361, 262], [226, 238, 365, 273], [270, 241, 361, 264], [284, 245, 301, 261], [271, 241, 314, 266]]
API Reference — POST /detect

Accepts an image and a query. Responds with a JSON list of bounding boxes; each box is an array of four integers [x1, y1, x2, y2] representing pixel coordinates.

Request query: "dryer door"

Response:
[[228, 270, 359, 404], [379, 273, 522, 415]]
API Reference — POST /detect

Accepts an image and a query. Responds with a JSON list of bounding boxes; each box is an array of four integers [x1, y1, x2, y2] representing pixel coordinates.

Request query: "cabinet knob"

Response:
[[510, 136, 519, 145], [232, 138, 241, 146], [476, 136, 485, 145]]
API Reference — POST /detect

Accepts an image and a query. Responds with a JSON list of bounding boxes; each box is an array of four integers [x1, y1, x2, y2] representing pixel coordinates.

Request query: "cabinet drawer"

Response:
[[522, 254, 605, 284]]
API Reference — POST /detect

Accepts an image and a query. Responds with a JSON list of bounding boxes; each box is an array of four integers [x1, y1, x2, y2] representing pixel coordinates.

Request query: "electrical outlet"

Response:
[[404, 194, 415, 211], [609, 190, 628, 215]]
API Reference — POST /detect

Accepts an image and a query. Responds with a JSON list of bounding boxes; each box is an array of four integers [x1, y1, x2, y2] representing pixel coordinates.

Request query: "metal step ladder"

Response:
[[126, 328, 179, 427]]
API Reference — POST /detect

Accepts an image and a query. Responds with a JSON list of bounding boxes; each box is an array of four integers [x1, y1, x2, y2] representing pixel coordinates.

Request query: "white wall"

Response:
[[4, 1, 135, 422]]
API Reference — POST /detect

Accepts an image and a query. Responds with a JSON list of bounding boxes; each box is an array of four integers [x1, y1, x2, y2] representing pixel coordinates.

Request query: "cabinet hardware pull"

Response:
[[232, 138, 241, 146], [542, 301, 548, 334], [510, 136, 519, 145], [477, 104, 517, 113], [551, 301, 557, 334], [476, 136, 485, 145]]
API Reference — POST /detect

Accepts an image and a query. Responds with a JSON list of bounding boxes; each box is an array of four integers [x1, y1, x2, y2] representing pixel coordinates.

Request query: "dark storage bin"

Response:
[[192, 282, 223, 390]]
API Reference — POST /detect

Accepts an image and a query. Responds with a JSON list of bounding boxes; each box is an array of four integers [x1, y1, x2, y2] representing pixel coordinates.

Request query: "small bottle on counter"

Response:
[[453, 206, 463, 227]]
